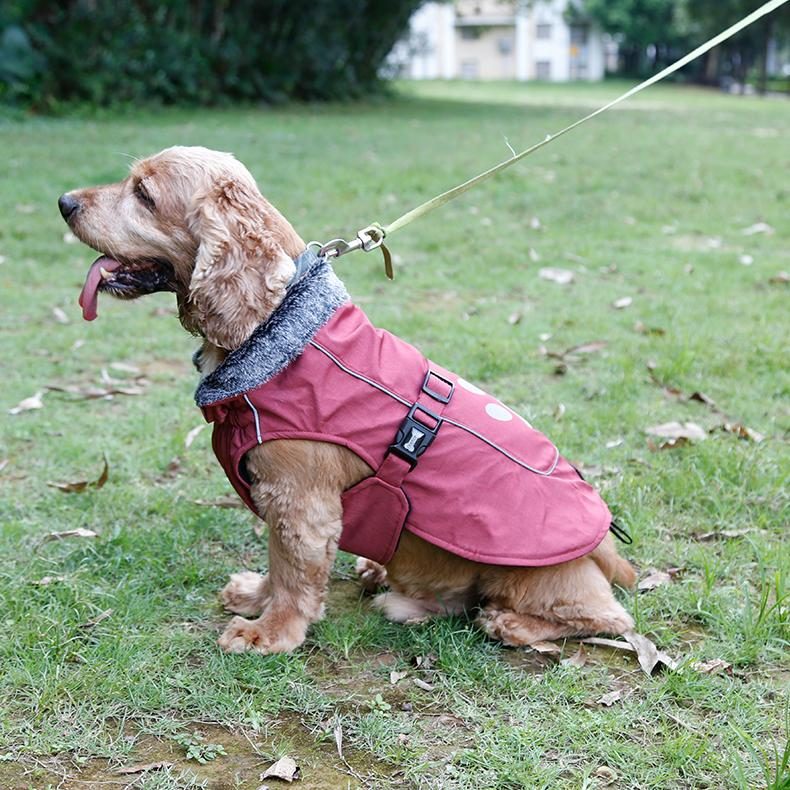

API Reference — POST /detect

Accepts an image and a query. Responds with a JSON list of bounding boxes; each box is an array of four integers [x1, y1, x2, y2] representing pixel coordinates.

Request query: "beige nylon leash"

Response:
[[318, 0, 788, 277]]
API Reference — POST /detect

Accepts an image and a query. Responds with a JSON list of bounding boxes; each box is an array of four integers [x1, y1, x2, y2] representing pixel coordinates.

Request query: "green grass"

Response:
[[1, 80, 788, 788]]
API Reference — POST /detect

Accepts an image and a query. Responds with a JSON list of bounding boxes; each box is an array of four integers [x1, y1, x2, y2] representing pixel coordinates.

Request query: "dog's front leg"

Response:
[[217, 488, 341, 655]]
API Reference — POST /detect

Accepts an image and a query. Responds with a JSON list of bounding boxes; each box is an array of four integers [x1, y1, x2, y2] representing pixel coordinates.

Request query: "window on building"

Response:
[[460, 60, 480, 79], [460, 26, 482, 40], [498, 36, 513, 55], [570, 25, 589, 45], [535, 60, 551, 79], [536, 23, 552, 40]]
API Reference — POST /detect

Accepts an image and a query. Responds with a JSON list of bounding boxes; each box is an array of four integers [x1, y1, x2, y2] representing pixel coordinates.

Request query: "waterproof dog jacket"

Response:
[[196, 251, 612, 567]]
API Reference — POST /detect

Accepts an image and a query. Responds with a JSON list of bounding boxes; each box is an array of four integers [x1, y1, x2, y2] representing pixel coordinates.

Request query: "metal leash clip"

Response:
[[318, 223, 394, 280]]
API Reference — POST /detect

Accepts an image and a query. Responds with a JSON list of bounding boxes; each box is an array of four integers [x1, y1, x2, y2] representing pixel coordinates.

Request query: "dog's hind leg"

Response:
[[477, 555, 634, 646]]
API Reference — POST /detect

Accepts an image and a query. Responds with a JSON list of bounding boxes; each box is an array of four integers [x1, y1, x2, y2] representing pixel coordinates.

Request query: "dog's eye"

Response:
[[134, 180, 155, 211]]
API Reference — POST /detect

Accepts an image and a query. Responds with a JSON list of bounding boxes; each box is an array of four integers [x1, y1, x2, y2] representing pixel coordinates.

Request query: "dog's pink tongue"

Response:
[[79, 256, 121, 321]]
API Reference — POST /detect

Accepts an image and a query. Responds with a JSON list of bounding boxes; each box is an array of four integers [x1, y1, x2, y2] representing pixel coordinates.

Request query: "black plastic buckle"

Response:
[[609, 520, 633, 545], [389, 403, 443, 466], [422, 369, 454, 404]]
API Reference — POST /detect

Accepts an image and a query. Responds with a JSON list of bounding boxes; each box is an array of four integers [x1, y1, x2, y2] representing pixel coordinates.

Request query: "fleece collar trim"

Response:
[[194, 249, 349, 407]]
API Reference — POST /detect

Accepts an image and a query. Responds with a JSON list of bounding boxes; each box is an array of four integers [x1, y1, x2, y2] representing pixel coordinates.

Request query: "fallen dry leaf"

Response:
[[638, 570, 673, 592], [508, 311, 523, 326], [261, 756, 300, 783], [334, 723, 343, 760], [184, 424, 206, 449], [553, 403, 566, 421], [52, 306, 70, 324], [193, 496, 245, 508], [79, 608, 113, 628], [116, 761, 172, 775], [695, 529, 752, 542], [31, 575, 67, 586], [605, 438, 624, 449], [390, 670, 408, 685], [529, 641, 562, 654], [42, 527, 98, 542], [718, 422, 764, 443], [109, 361, 142, 375], [645, 422, 706, 441], [633, 321, 666, 336], [768, 271, 789, 285], [582, 637, 636, 652], [623, 630, 678, 675], [539, 267, 574, 285], [413, 654, 436, 670], [596, 689, 626, 707], [612, 296, 633, 310], [561, 645, 587, 668], [413, 678, 435, 692], [741, 221, 773, 236], [691, 658, 732, 676], [688, 391, 719, 411], [48, 455, 109, 493], [594, 766, 618, 786], [8, 391, 44, 415]]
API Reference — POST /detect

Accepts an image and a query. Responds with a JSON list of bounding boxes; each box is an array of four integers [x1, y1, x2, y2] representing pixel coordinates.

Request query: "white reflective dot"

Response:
[[458, 378, 485, 395], [485, 403, 513, 422]]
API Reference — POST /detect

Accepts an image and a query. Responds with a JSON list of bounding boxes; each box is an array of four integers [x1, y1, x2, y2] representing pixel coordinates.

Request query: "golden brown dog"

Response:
[[59, 146, 636, 654]]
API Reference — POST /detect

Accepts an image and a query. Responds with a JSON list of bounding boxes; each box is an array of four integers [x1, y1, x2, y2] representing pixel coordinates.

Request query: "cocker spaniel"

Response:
[[59, 146, 636, 654]]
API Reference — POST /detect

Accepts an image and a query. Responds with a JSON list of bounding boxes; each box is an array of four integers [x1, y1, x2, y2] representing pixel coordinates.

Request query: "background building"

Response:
[[391, 0, 614, 82]]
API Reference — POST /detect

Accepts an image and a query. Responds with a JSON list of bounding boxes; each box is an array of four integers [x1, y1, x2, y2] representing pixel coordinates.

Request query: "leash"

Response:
[[317, 0, 788, 278]]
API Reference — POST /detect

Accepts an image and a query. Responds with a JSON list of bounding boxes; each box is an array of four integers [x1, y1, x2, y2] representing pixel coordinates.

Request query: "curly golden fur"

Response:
[[61, 146, 636, 654]]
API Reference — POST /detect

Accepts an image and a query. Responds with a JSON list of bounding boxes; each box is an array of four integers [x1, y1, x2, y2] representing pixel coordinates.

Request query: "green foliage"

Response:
[[0, 0, 424, 109]]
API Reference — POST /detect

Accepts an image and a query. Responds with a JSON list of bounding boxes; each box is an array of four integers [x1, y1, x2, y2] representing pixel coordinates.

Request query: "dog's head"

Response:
[[59, 146, 304, 350]]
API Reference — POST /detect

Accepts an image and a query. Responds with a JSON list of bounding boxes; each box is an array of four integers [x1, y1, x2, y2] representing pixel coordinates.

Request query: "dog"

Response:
[[59, 146, 636, 655]]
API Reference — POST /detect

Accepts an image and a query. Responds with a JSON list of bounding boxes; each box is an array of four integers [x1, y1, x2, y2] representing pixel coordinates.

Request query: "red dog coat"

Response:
[[198, 256, 612, 567]]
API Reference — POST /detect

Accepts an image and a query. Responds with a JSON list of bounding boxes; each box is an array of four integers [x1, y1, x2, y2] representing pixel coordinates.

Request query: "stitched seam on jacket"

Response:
[[310, 341, 559, 477]]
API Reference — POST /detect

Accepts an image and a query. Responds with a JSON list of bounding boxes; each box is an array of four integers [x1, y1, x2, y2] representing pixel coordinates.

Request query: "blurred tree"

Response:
[[0, 0, 426, 109]]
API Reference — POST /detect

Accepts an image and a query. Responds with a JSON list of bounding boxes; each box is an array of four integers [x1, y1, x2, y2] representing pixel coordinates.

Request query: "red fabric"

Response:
[[203, 303, 611, 566]]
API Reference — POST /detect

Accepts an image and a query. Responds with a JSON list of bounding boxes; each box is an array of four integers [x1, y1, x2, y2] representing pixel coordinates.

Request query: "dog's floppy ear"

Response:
[[186, 177, 295, 350]]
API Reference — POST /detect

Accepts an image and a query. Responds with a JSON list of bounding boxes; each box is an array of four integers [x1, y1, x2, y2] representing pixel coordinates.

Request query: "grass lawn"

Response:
[[0, 80, 788, 789]]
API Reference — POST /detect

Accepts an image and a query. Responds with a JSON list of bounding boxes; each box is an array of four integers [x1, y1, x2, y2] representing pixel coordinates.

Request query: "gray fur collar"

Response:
[[195, 249, 349, 406]]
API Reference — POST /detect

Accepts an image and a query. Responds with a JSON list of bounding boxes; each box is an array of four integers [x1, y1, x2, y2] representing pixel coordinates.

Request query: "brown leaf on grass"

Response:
[[638, 569, 679, 592], [529, 641, 562, 654], [412, 678, 435, 692], [623, 630, 678, 675], [390, 670, 408, 685], [193, 496, 245, 508], [769, 271, 789, 285], [261, 756, 300, 783], [694, 529, 752, 541], [596, 689, 626, 707], [116, 761, 173, 775], [508, 311, 523, 326], [633, 321, 666, 336], [612, 296, 633, 310], [48, 455, 109, 493], [561, 645, 587, 668], [689, 391, 719, 410], [582, 637, 636, 652], [741, 221, 773, 236], [646, 422, 707, 441], [691, 658, 732, 675], [8, 391, 44, 415], [539, 267, 574, 285], [718, 422, 764, 443], [79, 608, 113, 628], [52, 306, 70, 324], [42, 528, 98, 542], [184, 424, 206, 449], [46, 382, 146, 399], [594, 766, 618, 786], [334, 723, 343, 760]]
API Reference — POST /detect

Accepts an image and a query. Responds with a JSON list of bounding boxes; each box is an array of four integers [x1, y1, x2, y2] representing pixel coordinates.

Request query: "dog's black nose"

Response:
[[58, 193, 80, 221]]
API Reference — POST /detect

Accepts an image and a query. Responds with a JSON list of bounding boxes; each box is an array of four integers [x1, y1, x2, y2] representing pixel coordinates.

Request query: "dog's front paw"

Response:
[[218, 614, 306, 655], [355, 556, 388, 593], [221, 571, 270, 616]]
